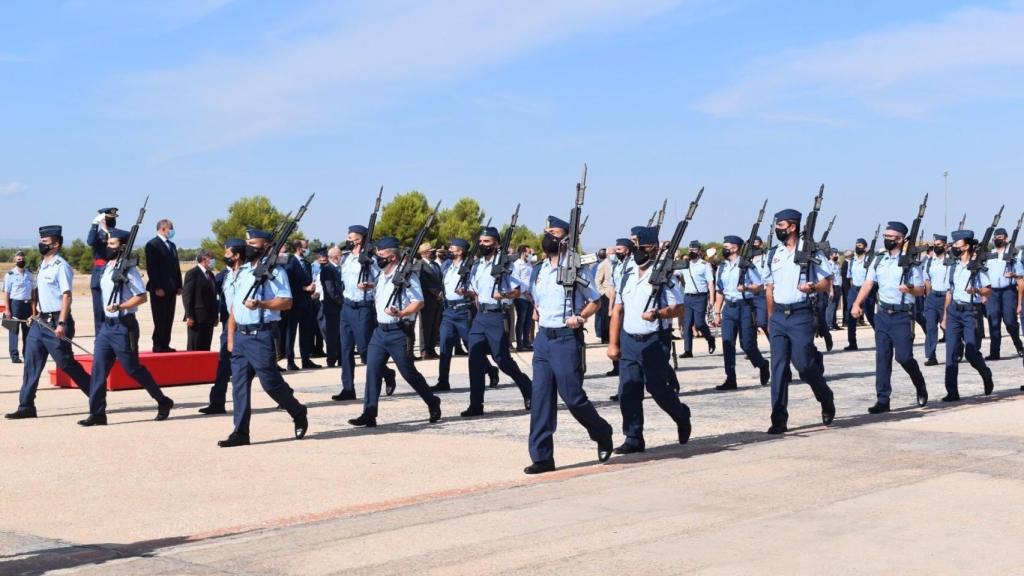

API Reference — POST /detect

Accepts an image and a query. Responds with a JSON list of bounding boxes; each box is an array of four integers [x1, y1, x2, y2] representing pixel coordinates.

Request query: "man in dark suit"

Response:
[[416, 242, 443, 359], [284, 239, 320, 370], [316, 246, 344, 367], [182, 249, 218, 351], [145, 218, 183, 352]]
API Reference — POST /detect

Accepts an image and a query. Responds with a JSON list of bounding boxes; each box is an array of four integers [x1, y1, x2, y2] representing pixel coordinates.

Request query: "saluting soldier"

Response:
[[3, 251, 34, 364], [6, 226, 93, 419], [849, 222, 928, 413], [983, 228, 1024, 360], [606, 226, 691, 454], [941, 229, 995, 401], [218, 228, 309, 447], [347, 237, 441, 427], [678, 240, 716, 358], [763, 210, 836, 434], [523, 216, 613, 475], [86, 207, 118, 334], [79, 228, 175, 426], [711, 235, 770, 390], [922, 234, 951, 366]]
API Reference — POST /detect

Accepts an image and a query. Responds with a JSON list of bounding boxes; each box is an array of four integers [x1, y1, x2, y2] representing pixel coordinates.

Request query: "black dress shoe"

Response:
[[287, 363, 301, 371], [843, 344, 859, 351], [11, 358, 22, 364], [487, 367, 499, 388], [429, 402, 442, 423], [821, 402, 836, 425], [597, 435, 614, 463], [825, 337, 834, 352], [613, 442, 645, 455], [524, 460, 556, 475], [715, 380, 738, 391], [678, 351, 693, 359], [523, 396, 531, 411], [924, 357, 939, 366], [384, 370, 397, 396], [218, 432, 250, 447], [678, 418, 692, 444], [155, 398, 174, 421], [867, 402, 890, 414], [605, 369, 619, 377], [983, 375, 994, 396], [766, 424, 787, 435], [277, 365, 286, 372], [916, 388, 929, 407], [422, 352, 439, 360], [198, 405, 227, 415], [331, 389, 357, 401], [348, 414, 377, 427], [5, 408, 37, 419], [294, 410, 308, 439], [759, 365, 770, 386], [938, 336, 946, 343], [326, 361, 337, 368], [431, 382, 451, 392], [460, 406, 484, 418], [78, 413, 108, 427], [301, 361, 323, 370], [609, 394, 620, 402], [707, 337, 716, 354], [984, 354, 1000, 362], [1017, 347, 1024, 358], [941, 394, 960, 402]]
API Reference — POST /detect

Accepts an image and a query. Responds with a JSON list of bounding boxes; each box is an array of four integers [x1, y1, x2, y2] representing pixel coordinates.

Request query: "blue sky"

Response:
[[2, 0, 1023, 249]]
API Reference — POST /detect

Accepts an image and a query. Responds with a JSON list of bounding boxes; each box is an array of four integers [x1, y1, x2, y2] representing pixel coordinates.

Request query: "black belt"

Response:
[[624, 331, 660, 342], [725, 298, 752, 307], [773, 302, 811, 314], [37, 312, 62, 324], [992, 285, 1014, 292], [686, 292, 709, 297], [103, 315, 137, 327], [479, 303, 503, 313], [444, 300, 473, 311], [543, 327, 580, 339], [929, 290, 946, 296], [236, 321, 277, 335], [951, 302, 978, 312], [879, 302, 913, 313], [344, 299, 373, 309], [379, 322, 407, 332]]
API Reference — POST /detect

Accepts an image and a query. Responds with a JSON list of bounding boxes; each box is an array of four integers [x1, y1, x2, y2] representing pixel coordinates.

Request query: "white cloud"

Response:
[[0, 182, 25, 196], [120, 0, 684, 158], [697, 5, 1024, 121]]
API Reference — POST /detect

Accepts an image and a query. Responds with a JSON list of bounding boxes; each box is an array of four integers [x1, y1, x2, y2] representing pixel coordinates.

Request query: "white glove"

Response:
[[93, 213, 106, 226]]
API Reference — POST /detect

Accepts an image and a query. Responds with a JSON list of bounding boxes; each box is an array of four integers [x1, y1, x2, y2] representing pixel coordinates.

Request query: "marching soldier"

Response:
[[218, 228, 309, 447], [347, 237, 441, 427], [6, 226, 93, 419], [941, 230, 994, 401], [606, 226, 691, 454], [678, 240, 716, 358], [199, 238, 245, 415], [844, 237, 875, 350], [763, 210, 835, 434], [86, 207, 118, 334], [79, 229, 175, 426], [3, 251, 34, 364], [922, 234, 951, 365], [984, 228, 1024, 360], [524, 216, 613, 474], [332, 224, 396, 402], [849, 222, 928, 413], [460, 226, 532, 417], [711, 235, 770, 390]]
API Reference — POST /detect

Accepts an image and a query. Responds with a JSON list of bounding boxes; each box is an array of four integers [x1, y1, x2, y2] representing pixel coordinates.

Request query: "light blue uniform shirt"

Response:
[[100, 264, 146, 317], [35, 256, 73, 313], [865, 252, 922, 306], [847, 256, 869, 286], [4, 268, 35, 301], [950, 261, 990, 304], [616, 265, 682, 335], [512, 258, 533, 299], [986, 249, 1020, 289], [470, 256, 520, 306], [225, 262, 292, 324], [764, 245, 831, 305], [340, 252, 380, 302], [716, 258, 762, 302], [924, 256, 951, 293], [611, 257, 636, 294], [443, 260, 468, 302], [375, 266, 423, 325], [529, 258, 599, 329], [681, 258, 715, 295]]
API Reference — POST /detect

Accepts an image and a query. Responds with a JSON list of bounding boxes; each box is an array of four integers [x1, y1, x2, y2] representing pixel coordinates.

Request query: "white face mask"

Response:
[[528, 254, 538, 263]]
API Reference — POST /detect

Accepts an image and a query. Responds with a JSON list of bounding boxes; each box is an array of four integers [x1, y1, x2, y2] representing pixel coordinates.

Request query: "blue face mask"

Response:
[[167, 229, 176, 240]]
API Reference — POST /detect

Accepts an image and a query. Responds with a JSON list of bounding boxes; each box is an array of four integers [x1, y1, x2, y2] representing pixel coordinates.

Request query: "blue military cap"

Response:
[[449, 238, 470, 251], [629, 226, 645, 236], [38, 225, 62, 238], [635, 227, 659, 246], [856, 238, 867, 245], [754, 235, 763, 243], [723, 235, 743, 246], [932, 234, 947, 242], [886, 221, 909, 236], [376, 236, 400, 250], [348, 224, 368, 236], [774, 209, 801, 223], [481, 226, 500, 239], [109, 228, 130, 241], [97, 207, 119, 216], [246, 227, 273, 241], [689, 240, 701, 249], [225, 238, 246, 249], [994, 228, 1008, 236], [951, 229, 974, 242], [546, 215, 570, 233], [615, 238, 633, 248]]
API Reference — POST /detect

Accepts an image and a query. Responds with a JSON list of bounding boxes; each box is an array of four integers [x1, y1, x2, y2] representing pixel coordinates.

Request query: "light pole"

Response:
[[943, 170, 949, 232]]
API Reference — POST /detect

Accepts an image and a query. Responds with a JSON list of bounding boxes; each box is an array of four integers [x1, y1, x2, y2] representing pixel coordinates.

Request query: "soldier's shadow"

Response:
[[0, 535, 192, 576]]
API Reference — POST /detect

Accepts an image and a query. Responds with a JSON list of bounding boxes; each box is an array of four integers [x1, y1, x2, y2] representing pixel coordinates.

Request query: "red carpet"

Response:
[[51, 351, 219, 391]]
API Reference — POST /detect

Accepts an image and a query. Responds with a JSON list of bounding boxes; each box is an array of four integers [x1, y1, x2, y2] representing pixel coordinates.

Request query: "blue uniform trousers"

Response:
[[682, 293, 712, 353], [209, 323, 231, 407], [468, 311, 531, 408], [318, 302, 341, 366], [339, 301, 392, 392], [944, 304, 992, 396], [90, 265, 105, 335], [826, 291, 839, 329], [7, 299, 31, 360], [529, 328, 612, 464], [363, 323, 438, 418], [619, 331, 690, 448], [768, 306, 833, 427], [89, 315, 167, 415], [752, 293, 768, 329], [437, 306, 492, 386], [923, 291, 946, 360], [19, 316, 91, 410], [873, 308, 925, 403], [231, 325, 306, 435], [722, 300, 769, 381], [985, 286, 1022, 356], [846, 285, 875, 346]]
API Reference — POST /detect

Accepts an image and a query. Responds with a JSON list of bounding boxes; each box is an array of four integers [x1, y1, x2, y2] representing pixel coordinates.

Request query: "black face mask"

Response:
[[950, 246, 963, 258], [633, 248, 654, 267], [933, 246, 945, 255], [105, 218, 117, 228], [15, 260, 25, 268], [244, 245, 262, 262], [478, 244, 495, 257], [222, 256, 234, 267], [38, 243, 52, 256], [855, 247, 866, 255], [688, 251, 699, 259], [542, 233, 560, 254], [104, 247, 120, 260], [883, 238, 901, 251], [775, 228, 790, 242], [994, 239, 1006, 248], [375, 255, 391, 268], [343, 240, 355, 251], [721, 248, 733, 258]]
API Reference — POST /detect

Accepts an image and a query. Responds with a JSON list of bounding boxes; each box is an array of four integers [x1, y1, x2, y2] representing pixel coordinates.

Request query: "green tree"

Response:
[[375, 191, 434, 248], [506, 224, 542, 253], [436, 198, 486, 245], [200, 196, 298, 255]]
